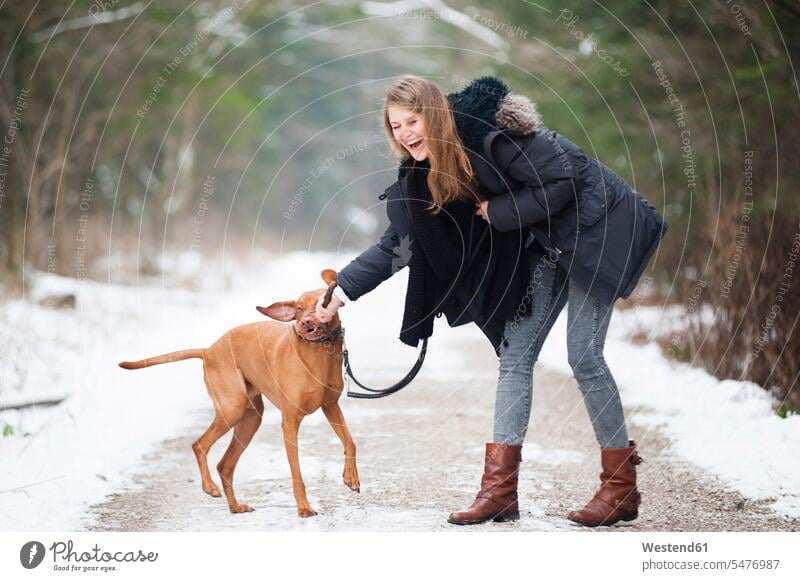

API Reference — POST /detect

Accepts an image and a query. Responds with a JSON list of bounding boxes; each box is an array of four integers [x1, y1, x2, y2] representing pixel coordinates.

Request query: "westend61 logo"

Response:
[[19, 539, 158, 573]]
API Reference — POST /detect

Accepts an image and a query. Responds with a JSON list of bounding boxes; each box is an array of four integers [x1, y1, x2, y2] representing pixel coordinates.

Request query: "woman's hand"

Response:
[[474, 200, 491, 224], [316, 293, 343, 323]]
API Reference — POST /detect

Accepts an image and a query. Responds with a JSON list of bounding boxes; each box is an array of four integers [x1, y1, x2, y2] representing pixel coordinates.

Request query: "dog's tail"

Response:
[[118, 349, 205, 370]]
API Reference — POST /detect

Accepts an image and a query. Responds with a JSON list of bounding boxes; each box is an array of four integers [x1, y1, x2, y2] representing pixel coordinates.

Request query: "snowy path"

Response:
[[3, 252, 799, 531], [86, 346, 798, 532]]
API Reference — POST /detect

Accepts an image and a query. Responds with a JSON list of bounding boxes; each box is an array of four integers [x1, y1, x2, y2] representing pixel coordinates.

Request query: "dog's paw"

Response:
[[343, 469, 360, 493], [203, 484, 222, 498], [297, 507, 318, 518], [230, 503, 255, 514]]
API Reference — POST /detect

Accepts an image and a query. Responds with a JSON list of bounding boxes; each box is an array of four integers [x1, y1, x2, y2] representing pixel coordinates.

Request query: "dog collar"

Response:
[[292, 322, 344, 343]]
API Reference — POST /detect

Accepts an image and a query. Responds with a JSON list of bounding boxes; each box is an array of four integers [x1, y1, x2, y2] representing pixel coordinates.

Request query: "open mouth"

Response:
[[305, 326, 324, 340], [406, 138, 423, 152]]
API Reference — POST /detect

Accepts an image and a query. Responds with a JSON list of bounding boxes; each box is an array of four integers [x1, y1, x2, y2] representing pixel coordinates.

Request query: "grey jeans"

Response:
[[492, 249, 629, 448]]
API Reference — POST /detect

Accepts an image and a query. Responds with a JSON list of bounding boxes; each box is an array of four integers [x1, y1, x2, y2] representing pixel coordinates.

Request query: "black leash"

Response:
[[319, 280, 427, 399], [343, 336, 428, 399], [325, 211, 489, 399]]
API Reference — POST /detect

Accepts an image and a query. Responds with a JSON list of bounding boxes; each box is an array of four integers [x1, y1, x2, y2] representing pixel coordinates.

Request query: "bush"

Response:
[[687, 207, 800, 413]]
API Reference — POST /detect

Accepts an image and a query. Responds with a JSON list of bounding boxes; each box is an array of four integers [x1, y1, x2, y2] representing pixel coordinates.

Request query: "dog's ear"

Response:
[[256, 301, 297, 322], [320, 268, 337, 287]]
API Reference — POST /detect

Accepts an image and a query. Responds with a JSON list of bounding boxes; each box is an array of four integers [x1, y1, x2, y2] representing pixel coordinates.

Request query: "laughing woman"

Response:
[[316, 75, 667, 526]]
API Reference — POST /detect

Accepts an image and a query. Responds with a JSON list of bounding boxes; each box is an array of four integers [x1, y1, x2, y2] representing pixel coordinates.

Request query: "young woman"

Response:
[[316, 75, 667, 527]]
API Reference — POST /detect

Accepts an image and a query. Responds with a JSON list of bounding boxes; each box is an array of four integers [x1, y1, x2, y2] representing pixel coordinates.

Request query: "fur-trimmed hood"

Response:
[[447, 75, 541, 153], [398, 76, 541, 177]]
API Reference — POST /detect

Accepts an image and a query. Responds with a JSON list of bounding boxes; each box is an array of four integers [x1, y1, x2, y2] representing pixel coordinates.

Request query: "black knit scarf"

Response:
[[399, 159, 532, 348]]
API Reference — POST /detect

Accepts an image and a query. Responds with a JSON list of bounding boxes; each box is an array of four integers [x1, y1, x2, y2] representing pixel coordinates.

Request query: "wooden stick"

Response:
[[321, 281, 337, 309]]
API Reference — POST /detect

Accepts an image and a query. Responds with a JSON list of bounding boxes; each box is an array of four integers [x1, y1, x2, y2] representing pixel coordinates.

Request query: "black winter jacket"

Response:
[[336, 76, 668, 354]]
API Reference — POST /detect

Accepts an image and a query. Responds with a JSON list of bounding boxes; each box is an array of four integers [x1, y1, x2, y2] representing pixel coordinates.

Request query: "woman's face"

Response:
[[387, 106, 429, 161]]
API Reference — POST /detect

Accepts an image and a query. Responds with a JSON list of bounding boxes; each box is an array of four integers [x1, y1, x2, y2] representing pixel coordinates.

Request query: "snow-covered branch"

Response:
[[361, 0, 510, 52], [31, 1, 146, 44]]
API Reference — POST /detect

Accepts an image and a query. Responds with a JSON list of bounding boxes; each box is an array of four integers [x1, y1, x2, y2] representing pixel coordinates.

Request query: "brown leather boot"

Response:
[[568, 439, 643, 527], [447, 443, 522, 525]]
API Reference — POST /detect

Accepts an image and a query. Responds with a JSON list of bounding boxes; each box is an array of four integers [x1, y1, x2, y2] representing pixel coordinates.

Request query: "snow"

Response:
[[1, 251, 798, 531], [537, 303, 800, 519], [0, 271, 231, 530]]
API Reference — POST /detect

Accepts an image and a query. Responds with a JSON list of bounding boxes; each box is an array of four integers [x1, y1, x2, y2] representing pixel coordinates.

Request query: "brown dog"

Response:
[[118, 269, 358, 518]]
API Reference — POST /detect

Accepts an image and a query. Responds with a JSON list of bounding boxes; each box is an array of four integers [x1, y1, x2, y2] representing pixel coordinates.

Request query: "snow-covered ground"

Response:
[[538, 304, 800, 518], [0, 249, 435, 531], [0, 265, 236, 530], [1, 250, 798, 530]]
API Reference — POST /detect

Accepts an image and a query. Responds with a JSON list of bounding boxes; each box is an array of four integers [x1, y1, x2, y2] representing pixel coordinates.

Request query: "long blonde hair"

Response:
[[383, 76, 479, 214]]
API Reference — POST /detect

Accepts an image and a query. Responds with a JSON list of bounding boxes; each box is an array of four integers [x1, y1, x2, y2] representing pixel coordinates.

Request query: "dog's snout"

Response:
[[300, 313, 317, 329]]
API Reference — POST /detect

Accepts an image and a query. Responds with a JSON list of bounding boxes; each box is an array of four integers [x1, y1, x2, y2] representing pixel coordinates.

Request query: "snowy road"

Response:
[[3, 252, 799, 532], [87, 348, 798, 532]]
